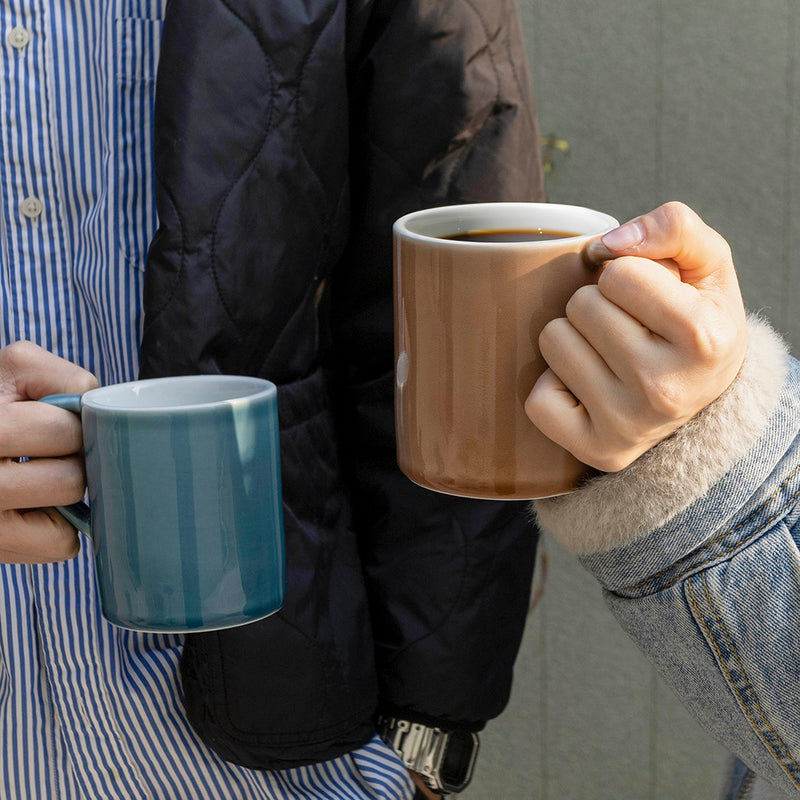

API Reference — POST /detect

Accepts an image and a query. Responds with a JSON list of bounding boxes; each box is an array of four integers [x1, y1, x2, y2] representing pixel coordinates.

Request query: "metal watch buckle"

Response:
[[377, 716, 479, 795]]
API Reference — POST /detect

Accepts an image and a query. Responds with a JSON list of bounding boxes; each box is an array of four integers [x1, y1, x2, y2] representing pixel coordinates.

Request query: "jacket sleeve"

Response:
[[534, 315, 800, 796], [331, 0, 545, 730], [141, 0, 377, 770]]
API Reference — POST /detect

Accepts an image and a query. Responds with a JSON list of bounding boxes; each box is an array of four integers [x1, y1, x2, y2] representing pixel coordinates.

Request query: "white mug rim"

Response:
[[393, 202, 619, 246], [81, 374, 276, 413]]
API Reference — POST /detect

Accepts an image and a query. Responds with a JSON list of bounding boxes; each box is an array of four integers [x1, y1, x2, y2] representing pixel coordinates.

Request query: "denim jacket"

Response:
[[534, 314, 800, 798]]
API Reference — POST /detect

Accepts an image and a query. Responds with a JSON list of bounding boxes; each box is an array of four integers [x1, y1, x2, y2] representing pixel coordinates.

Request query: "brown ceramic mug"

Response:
[[393, 202, 619, 500]]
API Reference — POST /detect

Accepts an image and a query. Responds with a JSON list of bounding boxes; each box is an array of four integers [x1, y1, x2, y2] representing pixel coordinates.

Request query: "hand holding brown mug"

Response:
[[524, 201, 747, 473]]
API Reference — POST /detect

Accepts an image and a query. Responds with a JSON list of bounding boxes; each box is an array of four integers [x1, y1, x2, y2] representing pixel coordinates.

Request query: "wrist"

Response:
[[410, 770, 442, 799]]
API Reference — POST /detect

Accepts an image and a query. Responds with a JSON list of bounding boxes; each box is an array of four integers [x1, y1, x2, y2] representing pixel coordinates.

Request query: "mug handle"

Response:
[[582, 237, 617, 267], [39, 393, 92, 535]]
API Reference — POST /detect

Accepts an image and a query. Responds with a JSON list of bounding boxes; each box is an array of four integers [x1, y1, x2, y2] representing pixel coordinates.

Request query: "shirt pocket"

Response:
[[113, 3, 164, 267]]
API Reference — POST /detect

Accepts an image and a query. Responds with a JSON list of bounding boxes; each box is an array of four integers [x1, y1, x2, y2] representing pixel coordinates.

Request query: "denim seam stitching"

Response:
[[622, 462, 800, 593], [687, 574, 800, 789]]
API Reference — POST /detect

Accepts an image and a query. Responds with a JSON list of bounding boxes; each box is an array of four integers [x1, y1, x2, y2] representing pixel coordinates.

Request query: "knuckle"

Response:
[[639, 373, 686, 419], [538, 317, 567, 354], [659, 202, 732, 271], [658, 200, 695, 236], [3, 510, 80, 563], [565, 284, 598, 319], [657, 202, 696, 258], [3, 461, 28, 503], [0, 423, 14, 456], [686, 319, 736, 364], [74, 369, 99, 394], [675, 301, 738, 363], [60, 461, 87, 504], [660, 199, 693, 221], [1, 340, 38, 375], [4, 340, 38, 359], [592, 454, 629, 474], [596, 255, 636, 291], [52, 413, 84, 453]]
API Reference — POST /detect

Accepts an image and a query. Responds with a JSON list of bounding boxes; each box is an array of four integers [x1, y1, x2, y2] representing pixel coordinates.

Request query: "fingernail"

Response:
[[602, 221, 646, 252]]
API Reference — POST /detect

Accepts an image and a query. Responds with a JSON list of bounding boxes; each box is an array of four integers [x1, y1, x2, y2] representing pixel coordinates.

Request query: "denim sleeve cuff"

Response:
[[532, 313, 790, 555]]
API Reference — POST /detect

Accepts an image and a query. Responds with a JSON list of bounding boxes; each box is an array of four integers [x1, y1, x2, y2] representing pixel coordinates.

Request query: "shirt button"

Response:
[[7, 27, 31, 50], [21, 196, 43, 220]]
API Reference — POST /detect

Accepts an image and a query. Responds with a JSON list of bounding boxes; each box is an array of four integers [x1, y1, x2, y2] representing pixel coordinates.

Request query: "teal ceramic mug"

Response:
[[41, 375, 285, 633]]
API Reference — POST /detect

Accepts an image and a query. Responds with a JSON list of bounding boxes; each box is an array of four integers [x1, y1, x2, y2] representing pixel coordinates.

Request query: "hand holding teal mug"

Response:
[[41, 375, 285, 633]]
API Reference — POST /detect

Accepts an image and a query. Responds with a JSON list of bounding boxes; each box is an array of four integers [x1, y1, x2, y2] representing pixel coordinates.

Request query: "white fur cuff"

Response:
[[532, 314, 790, 555]]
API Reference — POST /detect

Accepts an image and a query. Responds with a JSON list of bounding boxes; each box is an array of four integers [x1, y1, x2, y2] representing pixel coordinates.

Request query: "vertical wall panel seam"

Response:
[[780, 0, 797, 333]]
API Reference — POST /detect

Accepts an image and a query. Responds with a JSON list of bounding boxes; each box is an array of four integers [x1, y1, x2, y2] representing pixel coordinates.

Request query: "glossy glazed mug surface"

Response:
[[394, 202, 619, 500], [43, 375, 285, 632]]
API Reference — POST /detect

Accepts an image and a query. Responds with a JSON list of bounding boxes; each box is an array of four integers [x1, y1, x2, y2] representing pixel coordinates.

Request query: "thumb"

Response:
[[600, 201, 737, 293]]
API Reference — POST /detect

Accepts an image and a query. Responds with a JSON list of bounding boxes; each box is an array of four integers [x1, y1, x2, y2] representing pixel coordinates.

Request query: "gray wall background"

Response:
[[469, 1, 800, 797]]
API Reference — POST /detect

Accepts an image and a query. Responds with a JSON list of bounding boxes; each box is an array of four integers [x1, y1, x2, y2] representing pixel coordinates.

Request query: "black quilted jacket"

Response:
[[139, 0, 545, 770]]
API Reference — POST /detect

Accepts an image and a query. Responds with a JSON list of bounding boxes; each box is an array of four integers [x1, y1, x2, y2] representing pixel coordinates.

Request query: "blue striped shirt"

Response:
[[0, 2, 413, 798]]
